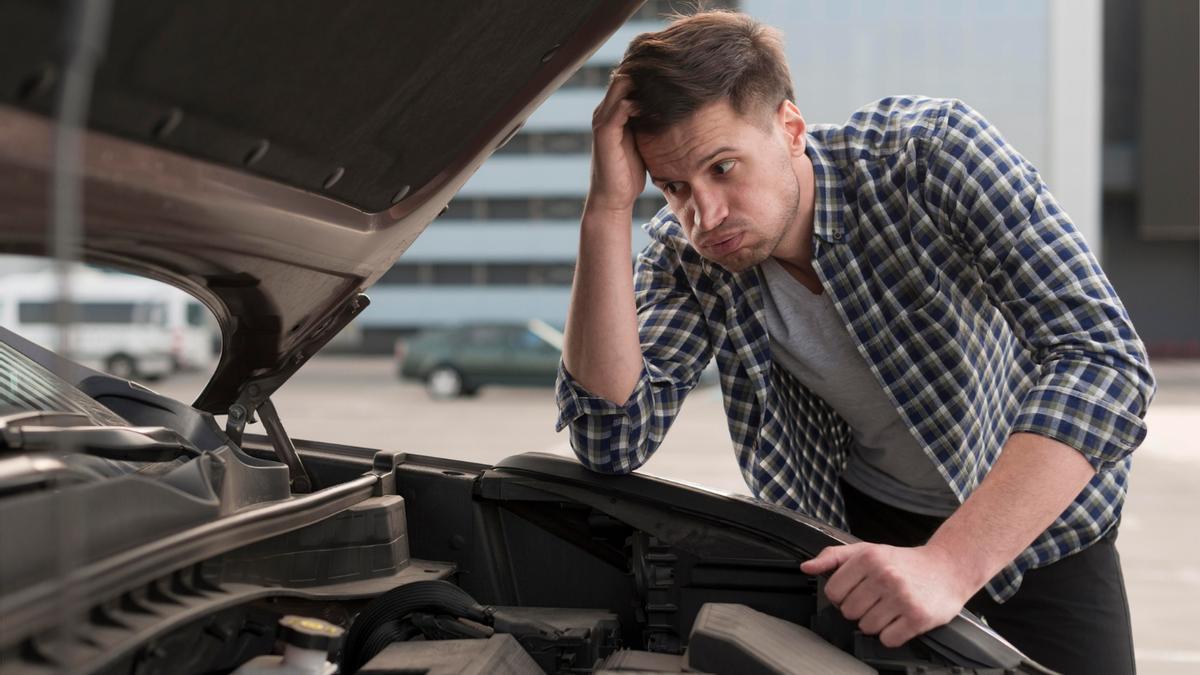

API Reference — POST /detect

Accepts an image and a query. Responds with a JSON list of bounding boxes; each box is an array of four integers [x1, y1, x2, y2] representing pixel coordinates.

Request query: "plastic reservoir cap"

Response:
[[279, 615, 345, 652]]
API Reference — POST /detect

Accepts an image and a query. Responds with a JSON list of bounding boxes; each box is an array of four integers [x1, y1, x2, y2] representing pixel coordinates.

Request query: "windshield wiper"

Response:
[[0, 411, 93, 429], [0, 423, 203, 463]]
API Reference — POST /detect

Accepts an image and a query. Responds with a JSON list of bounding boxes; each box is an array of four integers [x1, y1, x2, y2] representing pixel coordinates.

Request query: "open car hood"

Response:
[[0, 0, 639, 413]]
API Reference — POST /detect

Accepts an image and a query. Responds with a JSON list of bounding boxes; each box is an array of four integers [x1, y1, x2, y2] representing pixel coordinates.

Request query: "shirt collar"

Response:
[[805, 133, 849, 245]]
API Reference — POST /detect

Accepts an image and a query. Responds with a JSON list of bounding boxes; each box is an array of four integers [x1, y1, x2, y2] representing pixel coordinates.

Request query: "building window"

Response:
[[381, 262, 578, 287], [487, 264, 534, 284], [437, 196, 665, 222], [488, 199, 534, 219], [430, 264, 477, 285], [542, 198, 585, 220], [498, 133, 532, 153], [533, 264, 576, 285], [379, 264, 424, 284], [494, 131, 592, 156], [439, 200, 478, 220], [541, 132, 590, 154]]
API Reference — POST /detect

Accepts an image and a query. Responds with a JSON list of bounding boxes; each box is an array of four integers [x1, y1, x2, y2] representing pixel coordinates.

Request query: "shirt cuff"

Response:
[[1010, 383, 1148, 471], [555, 361, 635, 431]]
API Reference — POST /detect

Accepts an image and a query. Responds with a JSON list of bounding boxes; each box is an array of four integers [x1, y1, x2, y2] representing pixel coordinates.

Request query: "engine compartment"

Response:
[[0, 445, 1032, 674], [0, 335, 1036, 673]]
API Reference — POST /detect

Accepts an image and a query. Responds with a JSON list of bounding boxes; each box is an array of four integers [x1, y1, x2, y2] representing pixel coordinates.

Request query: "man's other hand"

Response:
[[799, 542, 976, 648]]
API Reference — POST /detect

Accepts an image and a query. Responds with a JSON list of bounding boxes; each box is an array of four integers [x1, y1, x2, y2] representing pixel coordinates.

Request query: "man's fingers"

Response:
[[613, 98, 639, 125], [857, 598, 902, 636], [801, 540, 859, 571], [878, 616, 921, 649], [607, 72, 634, 97], [876, 598, 944, 648], [593, 75, 636, 124], [824, 558, 872, 607], [838, 581, 883, 622], [595, 98, 638, 135], [801, 544, 879, 611]]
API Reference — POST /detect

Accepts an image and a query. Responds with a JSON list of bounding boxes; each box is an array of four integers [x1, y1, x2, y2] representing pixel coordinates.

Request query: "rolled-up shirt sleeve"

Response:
[[924, 100, 1156, 471], [555, 232, 713, 474], [554, 362, 656, 473]]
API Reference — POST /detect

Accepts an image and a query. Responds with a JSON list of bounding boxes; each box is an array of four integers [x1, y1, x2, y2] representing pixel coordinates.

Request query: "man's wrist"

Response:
[[582, 194, 635, 223], [922, 535, 993, 598]]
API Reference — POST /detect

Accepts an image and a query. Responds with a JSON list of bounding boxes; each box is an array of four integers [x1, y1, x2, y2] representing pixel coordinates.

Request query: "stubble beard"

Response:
[[708, 170, 802, 274]]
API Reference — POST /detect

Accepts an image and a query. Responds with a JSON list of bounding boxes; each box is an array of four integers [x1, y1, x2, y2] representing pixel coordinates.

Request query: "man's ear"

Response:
[[776, 100, 807, 156]]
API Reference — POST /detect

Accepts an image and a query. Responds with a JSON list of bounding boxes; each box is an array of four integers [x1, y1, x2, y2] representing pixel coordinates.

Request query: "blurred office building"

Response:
[[355, 0, 1198, 357], [2, 1, 1194, 358]]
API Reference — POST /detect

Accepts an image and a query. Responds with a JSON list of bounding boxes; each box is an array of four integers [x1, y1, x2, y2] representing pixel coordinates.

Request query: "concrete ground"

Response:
[[156, 357, 1200, 674]]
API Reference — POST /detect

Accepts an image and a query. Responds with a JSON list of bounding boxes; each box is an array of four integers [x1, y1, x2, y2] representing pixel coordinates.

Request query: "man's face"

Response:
[[635, 100, 804, 272]]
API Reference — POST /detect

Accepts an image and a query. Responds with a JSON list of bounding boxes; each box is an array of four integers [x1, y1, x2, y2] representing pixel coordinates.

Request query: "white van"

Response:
[[0, 270, 175, 380], [157, 286, 219, 372]]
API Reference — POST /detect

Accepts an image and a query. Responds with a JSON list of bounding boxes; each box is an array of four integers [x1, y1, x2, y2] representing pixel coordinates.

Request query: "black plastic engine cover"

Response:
[[359, 634, 540, 675], [686, 603, 876, 675]]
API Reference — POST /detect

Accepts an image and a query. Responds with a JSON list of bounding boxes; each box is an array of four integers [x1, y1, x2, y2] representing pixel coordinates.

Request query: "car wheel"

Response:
[[426, 366, 465, 399], [105, 354, 138, 380]]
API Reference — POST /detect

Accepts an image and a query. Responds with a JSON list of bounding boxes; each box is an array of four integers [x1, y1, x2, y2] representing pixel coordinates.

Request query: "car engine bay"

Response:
[[0, 329, 1040, 675]]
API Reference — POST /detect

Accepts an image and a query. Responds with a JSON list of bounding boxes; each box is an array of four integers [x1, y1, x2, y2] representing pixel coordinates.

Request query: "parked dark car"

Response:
[[397, 320, 563, 398], [0, 2, 1053, 674]]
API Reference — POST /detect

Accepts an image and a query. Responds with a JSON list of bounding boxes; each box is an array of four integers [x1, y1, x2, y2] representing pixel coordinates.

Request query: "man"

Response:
[[555, 10, 1153, 674]]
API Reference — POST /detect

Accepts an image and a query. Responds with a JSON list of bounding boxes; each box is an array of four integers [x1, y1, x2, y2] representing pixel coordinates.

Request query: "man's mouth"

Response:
[[703, 232, 744, 256]]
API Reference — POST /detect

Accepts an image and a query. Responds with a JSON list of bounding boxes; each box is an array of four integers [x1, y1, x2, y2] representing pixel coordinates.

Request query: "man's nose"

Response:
[[690, 187, 727, 231]]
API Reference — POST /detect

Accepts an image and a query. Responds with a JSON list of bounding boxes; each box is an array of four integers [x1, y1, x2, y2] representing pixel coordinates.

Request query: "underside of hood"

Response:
[[0, 0, 640, 413]]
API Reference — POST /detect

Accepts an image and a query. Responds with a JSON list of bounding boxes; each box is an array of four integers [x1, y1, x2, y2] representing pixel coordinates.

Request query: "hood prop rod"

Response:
[[257, 398, 313, 493], [220, 294, 371, 490]]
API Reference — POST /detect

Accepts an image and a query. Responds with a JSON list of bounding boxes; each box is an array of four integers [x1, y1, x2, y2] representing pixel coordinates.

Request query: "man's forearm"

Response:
[[926, 431, 1097, 591], [562, 205, 645, 405]]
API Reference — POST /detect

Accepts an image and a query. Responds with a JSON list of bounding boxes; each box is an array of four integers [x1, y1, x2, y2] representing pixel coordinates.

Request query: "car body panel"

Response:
[[0, 0, 638, 412]]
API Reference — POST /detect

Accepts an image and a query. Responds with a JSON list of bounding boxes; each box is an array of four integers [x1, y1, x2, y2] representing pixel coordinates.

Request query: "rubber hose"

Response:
[[360, 620, 422, 667], [342, 580, 486, 672]]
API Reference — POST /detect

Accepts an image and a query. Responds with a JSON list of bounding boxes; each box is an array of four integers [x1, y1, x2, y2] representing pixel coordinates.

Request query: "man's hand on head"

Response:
[[585, 74, 647, 220], [799, 542, 978, 648]]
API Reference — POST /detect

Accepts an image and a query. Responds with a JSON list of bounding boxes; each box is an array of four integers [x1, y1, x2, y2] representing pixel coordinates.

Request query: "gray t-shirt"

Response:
[[760, 258, 960, 517]]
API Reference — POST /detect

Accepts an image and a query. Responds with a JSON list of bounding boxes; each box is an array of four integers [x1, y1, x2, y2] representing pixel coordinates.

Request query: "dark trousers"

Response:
[[840, 480, 1136, 675]]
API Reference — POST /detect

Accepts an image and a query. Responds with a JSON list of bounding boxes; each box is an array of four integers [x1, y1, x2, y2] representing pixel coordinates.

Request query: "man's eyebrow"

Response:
[[650, 146, 738, 184], [698, 146, 737, 167]]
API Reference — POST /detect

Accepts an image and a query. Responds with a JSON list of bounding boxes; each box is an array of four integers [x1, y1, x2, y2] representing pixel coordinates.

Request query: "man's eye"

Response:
[[713, 159, 735, 175], [664, 183, 681, 194]]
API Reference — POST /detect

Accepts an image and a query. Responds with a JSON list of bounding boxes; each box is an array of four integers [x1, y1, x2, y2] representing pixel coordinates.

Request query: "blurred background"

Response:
[[1, 0, 1196, 672], [4, 0, 1197, 362]]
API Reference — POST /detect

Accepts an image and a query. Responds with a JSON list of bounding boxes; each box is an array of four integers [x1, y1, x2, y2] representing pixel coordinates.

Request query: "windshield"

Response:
[[0, 340, 128, 426]]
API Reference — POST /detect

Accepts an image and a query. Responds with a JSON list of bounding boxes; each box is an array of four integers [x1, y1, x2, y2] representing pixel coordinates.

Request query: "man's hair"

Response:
[[614, 10, 795, 135]]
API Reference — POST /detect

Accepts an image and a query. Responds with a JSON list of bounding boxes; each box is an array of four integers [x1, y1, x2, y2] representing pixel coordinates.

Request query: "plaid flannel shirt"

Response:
[[555, 96, 1155, 602]]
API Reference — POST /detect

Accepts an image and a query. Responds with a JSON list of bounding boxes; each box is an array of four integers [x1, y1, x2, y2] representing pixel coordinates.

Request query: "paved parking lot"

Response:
[[156, 357, 1200, 674]]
